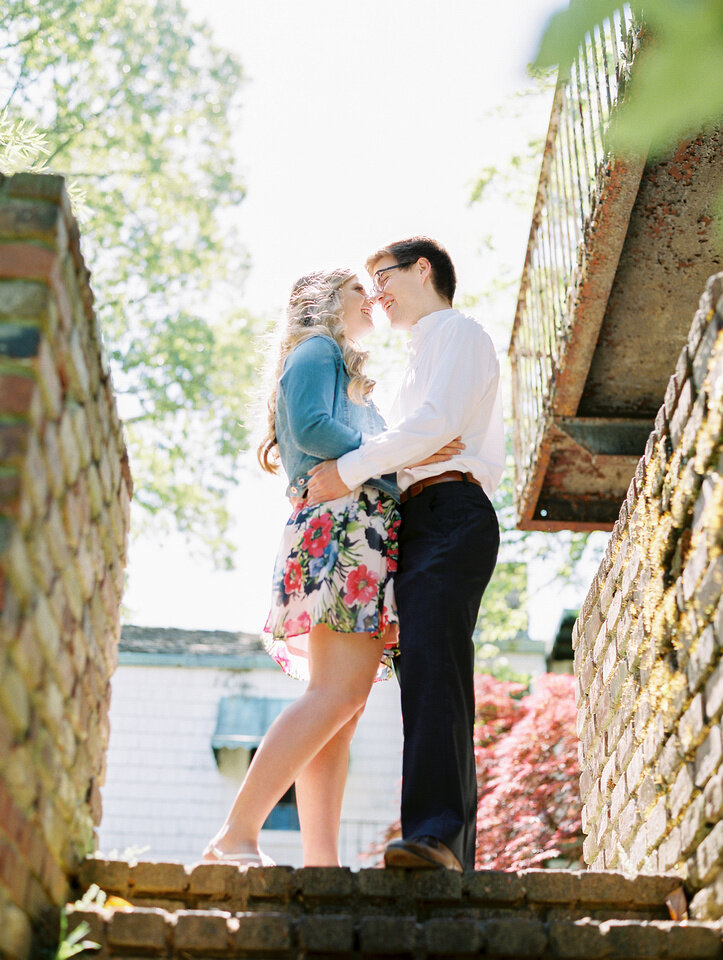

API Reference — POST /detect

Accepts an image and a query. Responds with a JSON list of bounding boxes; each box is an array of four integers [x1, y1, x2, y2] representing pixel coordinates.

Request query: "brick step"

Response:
[[66, 905, 723, 959], [75, 861, 685, 923]]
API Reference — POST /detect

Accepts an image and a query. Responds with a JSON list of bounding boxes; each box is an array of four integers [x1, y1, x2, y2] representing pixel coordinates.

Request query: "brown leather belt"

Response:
[[400, 470, 481, 504]]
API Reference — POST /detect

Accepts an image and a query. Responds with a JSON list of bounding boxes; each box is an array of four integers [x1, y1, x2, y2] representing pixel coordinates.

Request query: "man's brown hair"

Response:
[[366, 236, 456, 303]]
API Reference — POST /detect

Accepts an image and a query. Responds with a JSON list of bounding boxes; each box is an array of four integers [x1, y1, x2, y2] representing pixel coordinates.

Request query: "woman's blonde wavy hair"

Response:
[[257, 268, 376, 474]]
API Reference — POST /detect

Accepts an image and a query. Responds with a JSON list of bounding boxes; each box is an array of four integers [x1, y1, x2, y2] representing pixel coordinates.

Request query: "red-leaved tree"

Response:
[[474, 672, 583, 870], [365, 673, 583, 869]]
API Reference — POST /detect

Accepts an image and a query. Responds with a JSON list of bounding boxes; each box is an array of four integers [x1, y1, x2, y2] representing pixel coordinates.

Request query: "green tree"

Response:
[[1, 0, 258, 564], [533, 0, 723, 157]]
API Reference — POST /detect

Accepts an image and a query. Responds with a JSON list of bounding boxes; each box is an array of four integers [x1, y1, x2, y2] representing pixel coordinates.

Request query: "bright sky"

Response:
[[122, 0, 600, 641]]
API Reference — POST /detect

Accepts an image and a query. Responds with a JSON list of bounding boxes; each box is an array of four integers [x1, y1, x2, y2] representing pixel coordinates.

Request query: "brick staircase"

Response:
[[65, 859, 723, 958]]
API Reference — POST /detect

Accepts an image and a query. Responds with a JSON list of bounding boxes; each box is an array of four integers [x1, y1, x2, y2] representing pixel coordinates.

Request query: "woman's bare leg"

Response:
[[205, 623, 386, 859], [295, 709, 362, 866], [295, 625, 395, 865]]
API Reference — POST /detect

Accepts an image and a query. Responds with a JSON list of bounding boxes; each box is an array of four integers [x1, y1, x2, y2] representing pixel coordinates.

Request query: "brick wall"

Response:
[[0, 173, 132, 957], [574, 272, 723, 919]]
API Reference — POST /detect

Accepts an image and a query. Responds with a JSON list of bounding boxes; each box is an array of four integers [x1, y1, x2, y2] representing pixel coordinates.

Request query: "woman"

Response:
[[203, 268, 460, 868]]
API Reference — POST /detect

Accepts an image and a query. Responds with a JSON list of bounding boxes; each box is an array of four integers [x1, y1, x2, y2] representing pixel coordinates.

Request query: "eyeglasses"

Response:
[[371, 261, 415, 296]]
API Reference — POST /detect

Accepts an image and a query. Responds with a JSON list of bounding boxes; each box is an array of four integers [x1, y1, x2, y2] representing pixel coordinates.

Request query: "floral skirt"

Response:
[[263, 485, 400, 683]]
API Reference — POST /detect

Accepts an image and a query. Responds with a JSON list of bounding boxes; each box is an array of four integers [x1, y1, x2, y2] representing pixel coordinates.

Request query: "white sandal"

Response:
[[201, 842, 275, 868]]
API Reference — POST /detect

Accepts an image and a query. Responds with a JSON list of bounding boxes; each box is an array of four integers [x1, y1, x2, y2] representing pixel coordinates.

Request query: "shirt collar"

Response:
[[408, 308, 457, 351]]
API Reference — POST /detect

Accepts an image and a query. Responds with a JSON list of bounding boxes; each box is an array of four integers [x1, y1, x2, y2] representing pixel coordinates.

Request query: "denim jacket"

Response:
[[275, 334, 399, 501]]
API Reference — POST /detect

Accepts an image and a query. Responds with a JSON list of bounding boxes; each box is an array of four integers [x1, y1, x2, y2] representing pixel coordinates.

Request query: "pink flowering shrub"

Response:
[[365, 673, 583, 869], [474, 673, 583, 870]]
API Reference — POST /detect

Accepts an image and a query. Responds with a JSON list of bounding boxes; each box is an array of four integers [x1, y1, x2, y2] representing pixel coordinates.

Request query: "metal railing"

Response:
[[509, 7, 641, 514]]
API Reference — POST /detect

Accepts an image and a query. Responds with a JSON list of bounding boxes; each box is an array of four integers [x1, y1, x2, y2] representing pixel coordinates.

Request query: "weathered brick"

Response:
[[0, 664, 30, 736], [583, 604, 604, 652], [245, 866, 294, 900], [703, 770, 723, 821], [688, 626, 716, 691], [684, 540, 712, 601], [0, 370, 35, 418], [32, 594, 60, 660], [629, 824, 648, 870], [130, 861, 189, 896], [5, 529, 33, 604], [600, 753, 616, 800], [58, 407, 80, 485], [411, 869, 462, 902], [695, 556, 723, 620], [602, 637, 617, 684], [522, 870, 582, 904], [626, 743, 645, 795], [696, 820, 723, 886], [174, 910, 230, 951], [299, 915, 355, 954], [658, 825, 683, 871], [670, 763, 696, 818], [617, 777, 640, 839], [601, 918, 669, 957], [695, 725, 723, 787], [583, 830, 599, 865], [692, 312, 720, 390], [45, 500, 71, 572], [359, 916, 417, 955], [463, 870, 524, 904], [634, 695, 652, 741], [615, 604, 634, 656], [659, 734, 683, 783], [680, 693, 706, 752], [107, 906, 169, 948], [681, 794, 707, 855], [10, 619, 42, 690], [606, 590, 623, 634], [424, 917, 479, 956], [230, 912, 292, 952], [666, 920, 723, 957], [646, 796, 668, 849], [26, 527, 54, 594], [482, 917, 546, 957], [600, 572, 616, 618], [549, 919, 607, 958], [595, 687, 612, 737], [643, 713, 665, 766]]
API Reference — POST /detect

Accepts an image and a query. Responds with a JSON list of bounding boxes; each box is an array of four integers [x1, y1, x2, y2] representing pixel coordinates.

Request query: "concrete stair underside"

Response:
[[65, 860, 723, 958], [519, 129, 723, 531]]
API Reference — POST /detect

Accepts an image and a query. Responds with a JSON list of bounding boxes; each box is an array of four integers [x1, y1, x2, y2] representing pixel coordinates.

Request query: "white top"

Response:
[[337, 308, 505, 497]]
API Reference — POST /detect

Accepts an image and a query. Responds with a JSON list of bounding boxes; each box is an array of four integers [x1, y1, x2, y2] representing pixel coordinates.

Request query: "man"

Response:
[[307, 237, 503, 872]]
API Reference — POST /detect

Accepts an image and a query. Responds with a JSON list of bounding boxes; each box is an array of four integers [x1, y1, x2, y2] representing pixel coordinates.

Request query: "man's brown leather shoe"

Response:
[[384, 836, 463, 871]]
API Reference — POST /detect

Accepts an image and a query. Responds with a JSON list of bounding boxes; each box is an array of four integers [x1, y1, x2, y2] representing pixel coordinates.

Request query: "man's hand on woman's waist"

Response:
[[306, 437, 466, 506], [307, 460, 349, 504]]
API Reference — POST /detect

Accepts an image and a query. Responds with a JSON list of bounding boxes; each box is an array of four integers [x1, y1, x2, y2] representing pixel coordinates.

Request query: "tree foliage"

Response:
[[474, 673, 583, 869], [1, 0, 258, 563], [533, 0, 723, 157]]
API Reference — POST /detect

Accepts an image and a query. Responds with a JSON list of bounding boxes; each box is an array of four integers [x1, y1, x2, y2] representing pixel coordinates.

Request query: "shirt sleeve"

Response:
[[279, 337, 363, 461], [337, 323, 499, 489]]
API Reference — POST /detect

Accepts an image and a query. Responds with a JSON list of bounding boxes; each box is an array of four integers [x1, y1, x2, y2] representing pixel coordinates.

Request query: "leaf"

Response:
[[533, 0, 621, 75], [533, 0, 723, 157]]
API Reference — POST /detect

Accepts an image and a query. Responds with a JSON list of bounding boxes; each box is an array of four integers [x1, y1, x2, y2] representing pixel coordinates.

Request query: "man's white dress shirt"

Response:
[[337, 308, 505, 497]]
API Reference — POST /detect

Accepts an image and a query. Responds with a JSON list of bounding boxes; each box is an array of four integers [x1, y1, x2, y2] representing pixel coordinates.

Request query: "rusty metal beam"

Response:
[[554, 416, 653, 456], [521, 491, 625, 530]]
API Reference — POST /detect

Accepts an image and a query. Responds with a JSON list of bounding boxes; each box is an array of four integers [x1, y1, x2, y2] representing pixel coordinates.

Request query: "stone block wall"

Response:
[[574, 272, 723, 919], [0, 173, 132, 956]]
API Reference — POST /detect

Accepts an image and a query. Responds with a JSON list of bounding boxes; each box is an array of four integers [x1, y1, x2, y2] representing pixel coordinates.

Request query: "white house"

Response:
[[99, 626, 403, 868]]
